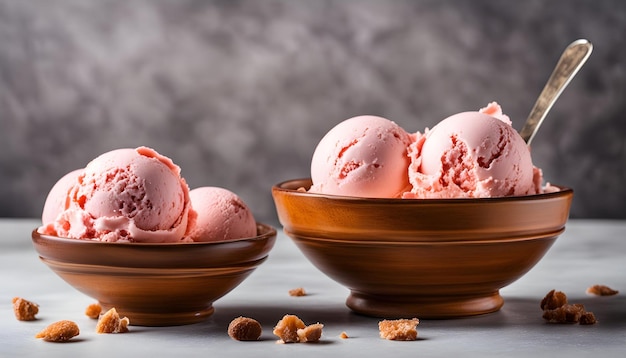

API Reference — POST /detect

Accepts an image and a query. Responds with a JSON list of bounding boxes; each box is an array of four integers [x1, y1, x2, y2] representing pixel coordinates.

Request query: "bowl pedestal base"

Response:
[[346, 291, 504, 319]]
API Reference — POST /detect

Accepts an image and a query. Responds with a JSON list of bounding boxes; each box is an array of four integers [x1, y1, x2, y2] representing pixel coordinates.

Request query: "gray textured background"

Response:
[[1, 0, 625, 225]]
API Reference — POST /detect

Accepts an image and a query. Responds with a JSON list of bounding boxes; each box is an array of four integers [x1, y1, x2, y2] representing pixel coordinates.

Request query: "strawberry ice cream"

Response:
[[403, 102, 543, 198], [308, 103, 547, 199], [185, 187, 257, 242], [38, 147, 262, 243], [39, 147, 192, 243], [309, 115, 412, 198]]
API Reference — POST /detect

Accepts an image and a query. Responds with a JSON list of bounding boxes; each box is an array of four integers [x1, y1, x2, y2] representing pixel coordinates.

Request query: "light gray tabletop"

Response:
[[1, 218, 625, 357]]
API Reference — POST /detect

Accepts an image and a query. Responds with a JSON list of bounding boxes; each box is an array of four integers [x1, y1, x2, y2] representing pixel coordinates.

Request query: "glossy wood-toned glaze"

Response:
[[32, 223, 276, 326], [272, 179, 573, 318]]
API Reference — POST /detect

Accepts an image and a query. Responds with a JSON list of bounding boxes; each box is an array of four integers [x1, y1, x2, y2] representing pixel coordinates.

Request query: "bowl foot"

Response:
[[101, 303, 215, 326], [346, 291, 504, 319]]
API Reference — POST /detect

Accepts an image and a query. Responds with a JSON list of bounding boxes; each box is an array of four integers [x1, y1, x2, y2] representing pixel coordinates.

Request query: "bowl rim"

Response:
[[32, 222, 276, 247], [273, 178, 573, 203], [31, 222, 277, 268]]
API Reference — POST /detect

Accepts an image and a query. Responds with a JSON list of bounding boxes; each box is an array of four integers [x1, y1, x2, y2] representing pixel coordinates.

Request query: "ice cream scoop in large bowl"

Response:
[[31, 223, 276, 326], [272, 179, 573, 318]]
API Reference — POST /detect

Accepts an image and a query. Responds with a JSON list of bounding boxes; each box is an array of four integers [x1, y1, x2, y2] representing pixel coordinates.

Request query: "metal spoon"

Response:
[[519, 39, 593, 145]]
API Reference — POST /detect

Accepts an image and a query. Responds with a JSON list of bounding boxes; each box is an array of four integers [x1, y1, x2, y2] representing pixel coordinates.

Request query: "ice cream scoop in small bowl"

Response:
[[31, 223, 276, 326], [272, 179, 572, 318]]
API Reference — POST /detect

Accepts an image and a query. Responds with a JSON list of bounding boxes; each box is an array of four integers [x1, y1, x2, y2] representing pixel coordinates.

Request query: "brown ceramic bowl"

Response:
[[272, 179, 573, 319], [31, 223, 276, 326]]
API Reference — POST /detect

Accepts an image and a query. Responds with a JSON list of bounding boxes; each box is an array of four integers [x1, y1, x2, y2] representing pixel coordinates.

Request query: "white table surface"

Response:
[[1, 218, 625, 357]]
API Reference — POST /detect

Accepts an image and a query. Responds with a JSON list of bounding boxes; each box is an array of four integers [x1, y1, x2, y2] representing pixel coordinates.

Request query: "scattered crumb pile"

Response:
[[13, 297, 130, 343], [540, 289, 596, 325]]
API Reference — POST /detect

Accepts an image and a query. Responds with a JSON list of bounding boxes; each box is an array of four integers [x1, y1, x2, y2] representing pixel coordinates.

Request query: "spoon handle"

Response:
[[519, 39, 593, 145]]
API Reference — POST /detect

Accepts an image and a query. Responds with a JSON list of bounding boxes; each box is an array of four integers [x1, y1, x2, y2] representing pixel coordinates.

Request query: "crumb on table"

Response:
[[35, 320, 80, 342], [540, 290, 597, 325], [586, 284, 619, 296], [96, 308, 129, 333], [273, 315, 305, 343], [579, 311, 598, 325], [273, 314, 323, 343], [378, 318, 420, 341], [288, 287, 307, 297], [12, 297, 39, 321], [540, 289, 568, 310], [228, 316, 262, 341], [85, 302, 102, 319], [297, 323, 323, 343]]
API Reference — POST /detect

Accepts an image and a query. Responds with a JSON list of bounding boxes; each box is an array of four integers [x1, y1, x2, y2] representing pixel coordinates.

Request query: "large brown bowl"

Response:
[[32, 223, 276, 326], [272, 179, 573, 319]]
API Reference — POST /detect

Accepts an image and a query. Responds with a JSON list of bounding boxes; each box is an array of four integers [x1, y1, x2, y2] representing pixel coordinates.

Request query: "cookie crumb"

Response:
[[540, 290, 597, 325], [35, 320, 79, 342], [586, 284, 619, 296], [273, 315, 306, 343], [96, 308, 129, 333], [85, 303, 102, 319], [540, 289, 568, 310], [228, 317, 262, 341], [542, 304, 585, 323], [12, 297, 39, 321], [288, 287, 307, 297], [378, 318, 420, 341], [273, 314, 323, 343], [297, 323, 323, 343], [339, 331, 349, 339], [579, 311, 598, 325]]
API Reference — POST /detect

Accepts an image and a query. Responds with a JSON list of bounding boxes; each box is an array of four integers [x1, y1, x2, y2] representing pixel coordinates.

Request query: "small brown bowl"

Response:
[[32, 223, 276, 326], [272, 179, 573, 319]]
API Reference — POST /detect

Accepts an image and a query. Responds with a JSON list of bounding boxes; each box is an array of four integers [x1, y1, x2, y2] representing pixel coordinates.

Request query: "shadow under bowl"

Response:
[[32, 223, 277, 326], [272, 179, 573, 319]]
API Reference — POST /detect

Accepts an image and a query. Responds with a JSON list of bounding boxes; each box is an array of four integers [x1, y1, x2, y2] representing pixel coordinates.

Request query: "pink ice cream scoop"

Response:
[[41, 168, 83, 226], [309, 115, 412, 198], [40, 147, 191, 243], [403, 103, 542, 198], [185, 187, 257, 242]]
